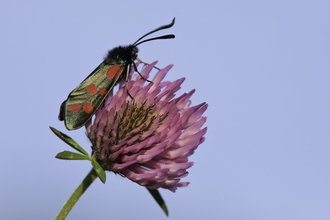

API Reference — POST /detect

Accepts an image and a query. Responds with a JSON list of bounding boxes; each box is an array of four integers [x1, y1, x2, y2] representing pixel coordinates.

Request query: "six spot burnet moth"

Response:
[[58, 18, 175, 130]]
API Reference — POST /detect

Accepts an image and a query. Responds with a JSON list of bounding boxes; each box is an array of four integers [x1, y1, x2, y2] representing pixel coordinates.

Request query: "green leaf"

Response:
[[147, 188, 169, 216], [56, 151, 91, 160], [50, 126, 89, 156], [91, 159, 106, 183]]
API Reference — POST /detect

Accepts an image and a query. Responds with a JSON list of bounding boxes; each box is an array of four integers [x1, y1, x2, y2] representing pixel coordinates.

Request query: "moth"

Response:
[[58, 18, 175, 130]]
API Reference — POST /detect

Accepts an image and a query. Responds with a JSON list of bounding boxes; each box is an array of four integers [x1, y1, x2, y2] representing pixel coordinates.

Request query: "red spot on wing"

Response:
[[69, 104, 80, 112], [83, 102, 93, 114], [87, 84, 97, 94], [106, 65, 124, 80], [99, 88, 107, 95]]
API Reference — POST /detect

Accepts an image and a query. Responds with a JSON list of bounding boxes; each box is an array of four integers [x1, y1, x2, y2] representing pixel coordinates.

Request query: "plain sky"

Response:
[[1, 1, 330, 219]]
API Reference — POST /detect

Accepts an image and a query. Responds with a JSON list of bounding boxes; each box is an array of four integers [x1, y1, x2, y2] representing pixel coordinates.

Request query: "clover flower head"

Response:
[[86, 61, 207, 192]]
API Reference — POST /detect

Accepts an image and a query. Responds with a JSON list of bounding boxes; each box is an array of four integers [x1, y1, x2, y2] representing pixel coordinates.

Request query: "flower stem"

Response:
[[55, 168, 97, 220]]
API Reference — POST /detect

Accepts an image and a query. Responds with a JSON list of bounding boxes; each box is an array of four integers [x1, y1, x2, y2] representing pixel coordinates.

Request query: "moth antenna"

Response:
[[133, 18, 175, 45], [134, 34, 175, 47]]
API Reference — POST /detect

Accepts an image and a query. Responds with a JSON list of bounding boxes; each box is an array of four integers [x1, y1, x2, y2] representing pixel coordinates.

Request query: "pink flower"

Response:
[[85, 61, 207, 192]]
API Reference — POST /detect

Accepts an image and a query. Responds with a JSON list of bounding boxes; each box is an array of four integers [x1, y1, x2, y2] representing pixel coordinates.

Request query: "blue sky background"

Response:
[[1, 1, 329, 219]]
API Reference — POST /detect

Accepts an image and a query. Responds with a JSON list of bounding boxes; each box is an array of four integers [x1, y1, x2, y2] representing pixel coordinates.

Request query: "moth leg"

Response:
[[125, 66, 134, 99], [133, 61, 153, 83], [136, 57, 160, 71]]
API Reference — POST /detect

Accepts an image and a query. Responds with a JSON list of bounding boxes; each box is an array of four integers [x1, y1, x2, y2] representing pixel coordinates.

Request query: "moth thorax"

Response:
[[104, 45, 136, 65]]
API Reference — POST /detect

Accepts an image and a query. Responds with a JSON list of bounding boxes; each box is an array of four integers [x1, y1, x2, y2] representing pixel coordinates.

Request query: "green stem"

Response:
[[55, 168, 97, 220]]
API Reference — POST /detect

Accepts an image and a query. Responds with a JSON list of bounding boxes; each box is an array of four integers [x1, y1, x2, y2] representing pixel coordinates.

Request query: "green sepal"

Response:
[[56, 151, 91, 160], [91, 158, 106, 183], [50, 126, 89, 156], [147, 188, 169, 216]]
